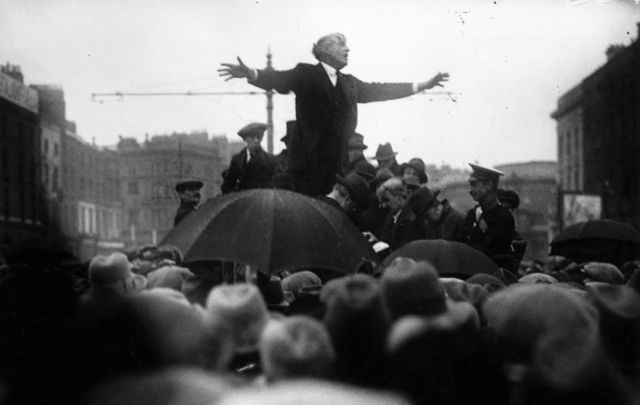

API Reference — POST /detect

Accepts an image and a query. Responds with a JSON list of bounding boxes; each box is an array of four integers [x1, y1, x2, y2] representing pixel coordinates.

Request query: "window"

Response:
[[128, 181, 139, 195], [53, 143, 59, 156]]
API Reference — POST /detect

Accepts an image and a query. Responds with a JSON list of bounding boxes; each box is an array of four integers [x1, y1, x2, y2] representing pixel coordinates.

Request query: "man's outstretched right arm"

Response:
[[218, 57, 258, 81]]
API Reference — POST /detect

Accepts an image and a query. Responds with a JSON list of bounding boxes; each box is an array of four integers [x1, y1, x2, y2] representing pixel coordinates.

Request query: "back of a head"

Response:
[[260, 315, 335, 382], [205, 283, 270, 355], [322, 274, 391, 387], [218, 379, 410, 405], [483, 284, 599, 363], [380, 258, 446, 319], [85, 367, 238, 405]]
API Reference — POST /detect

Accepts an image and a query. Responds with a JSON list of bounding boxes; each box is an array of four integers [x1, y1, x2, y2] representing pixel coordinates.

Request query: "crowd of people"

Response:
[[1, 31, 640, 405], [1, 235, 640, 405]]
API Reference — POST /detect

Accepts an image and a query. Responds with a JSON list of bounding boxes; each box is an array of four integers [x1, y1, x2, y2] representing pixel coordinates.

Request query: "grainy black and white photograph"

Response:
[[1, 0, 640, 404]]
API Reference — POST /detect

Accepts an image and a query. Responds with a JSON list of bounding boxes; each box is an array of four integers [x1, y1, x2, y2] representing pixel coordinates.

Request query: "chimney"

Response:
[[605, 44, 625, 61], [1, 63, 24, 83]]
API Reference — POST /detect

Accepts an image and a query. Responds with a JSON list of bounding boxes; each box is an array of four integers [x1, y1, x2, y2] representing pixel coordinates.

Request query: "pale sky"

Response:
[[2, 0, 639, 168]]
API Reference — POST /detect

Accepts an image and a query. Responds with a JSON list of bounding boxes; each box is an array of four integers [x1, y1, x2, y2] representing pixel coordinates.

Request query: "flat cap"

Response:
[[238, 122, 268, 139], [175, 180, 203, 192], [468, 163, 504, 183]]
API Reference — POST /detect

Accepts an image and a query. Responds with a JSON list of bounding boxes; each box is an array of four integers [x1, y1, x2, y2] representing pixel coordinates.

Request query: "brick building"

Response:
[[60, 121, 124, 259], [552, 23, 640, 229], [117, 132, 231, 247], [0, 64, 44, 255]]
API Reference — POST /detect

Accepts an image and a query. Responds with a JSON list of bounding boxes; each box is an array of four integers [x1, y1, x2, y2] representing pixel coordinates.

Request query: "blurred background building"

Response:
[[552, 23, 640, 230]]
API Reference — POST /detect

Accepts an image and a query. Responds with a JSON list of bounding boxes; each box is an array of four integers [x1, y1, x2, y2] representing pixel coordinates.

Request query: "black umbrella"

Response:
[[550, 219, 640, 266], [382, 239, 498, 279], [161, 189, 376, 277]]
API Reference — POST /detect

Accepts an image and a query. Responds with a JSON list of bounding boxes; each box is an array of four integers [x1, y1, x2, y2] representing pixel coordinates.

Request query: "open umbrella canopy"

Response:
[[382, 239, 498, 279], [161, 189, 376, 276], [550, 219, 640, 266]]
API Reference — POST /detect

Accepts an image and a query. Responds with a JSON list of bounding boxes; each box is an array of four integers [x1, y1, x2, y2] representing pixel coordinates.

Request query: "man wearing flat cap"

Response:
[[221, 122, 277, 194], [462, 164, 515, 268], [174, 179, 203, 226], [219, 32, 449, 197]]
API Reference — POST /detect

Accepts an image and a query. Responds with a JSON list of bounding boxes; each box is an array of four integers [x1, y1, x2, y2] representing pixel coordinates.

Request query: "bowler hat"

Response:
[[336, 172, 370, 208], [348, 133, 368, 151], [238, 122, 268, 139], [175, 180, 203, 193], [374, 143, 398, 161], [468, 163, 504, 184]]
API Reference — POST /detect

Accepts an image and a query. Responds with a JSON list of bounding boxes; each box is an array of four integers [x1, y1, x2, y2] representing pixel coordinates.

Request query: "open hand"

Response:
[[419, 72, 450, 91], [217, 56, 254, 81]]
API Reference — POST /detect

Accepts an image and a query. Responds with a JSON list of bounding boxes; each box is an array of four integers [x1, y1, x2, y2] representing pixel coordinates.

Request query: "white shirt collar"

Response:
[[320, 62, 338, 76]]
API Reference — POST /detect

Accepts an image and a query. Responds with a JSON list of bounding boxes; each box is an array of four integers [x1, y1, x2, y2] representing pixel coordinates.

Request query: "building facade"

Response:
[[60, 121, 125, 260], [0, 64, 43, 256], [118, 132, 229, 247], [552, 29, 640, 229]]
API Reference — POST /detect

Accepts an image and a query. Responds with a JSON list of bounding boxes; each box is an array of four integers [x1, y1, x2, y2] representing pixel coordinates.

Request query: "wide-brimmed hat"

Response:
[[205, 284, 270, 354], [238, 122, 268, 139], [88, 252, 147, 294], [336, 172, 370, 208], [348, 132, 368, 151], [373, 143, 398, 161], [398, 162, 428, 184], [259, 315, 335, 381]]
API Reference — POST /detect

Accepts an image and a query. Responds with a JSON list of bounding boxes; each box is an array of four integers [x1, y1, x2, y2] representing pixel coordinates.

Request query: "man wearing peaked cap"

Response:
[[221, 122, 277, 194], [462, 163, 516, 269], [174, 179, 204, 226]]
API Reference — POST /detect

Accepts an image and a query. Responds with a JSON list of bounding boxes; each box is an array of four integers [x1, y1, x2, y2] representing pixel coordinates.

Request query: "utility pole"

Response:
[[265, 47, 275, 154]]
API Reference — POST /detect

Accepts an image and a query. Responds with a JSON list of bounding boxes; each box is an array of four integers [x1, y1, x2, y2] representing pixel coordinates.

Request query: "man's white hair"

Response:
[[312, 32, 346, 61]]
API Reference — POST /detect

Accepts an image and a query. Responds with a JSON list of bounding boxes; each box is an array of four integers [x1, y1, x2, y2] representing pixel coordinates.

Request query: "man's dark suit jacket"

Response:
[[249, 63, 415, 195], [221, 147, 277, 194]]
